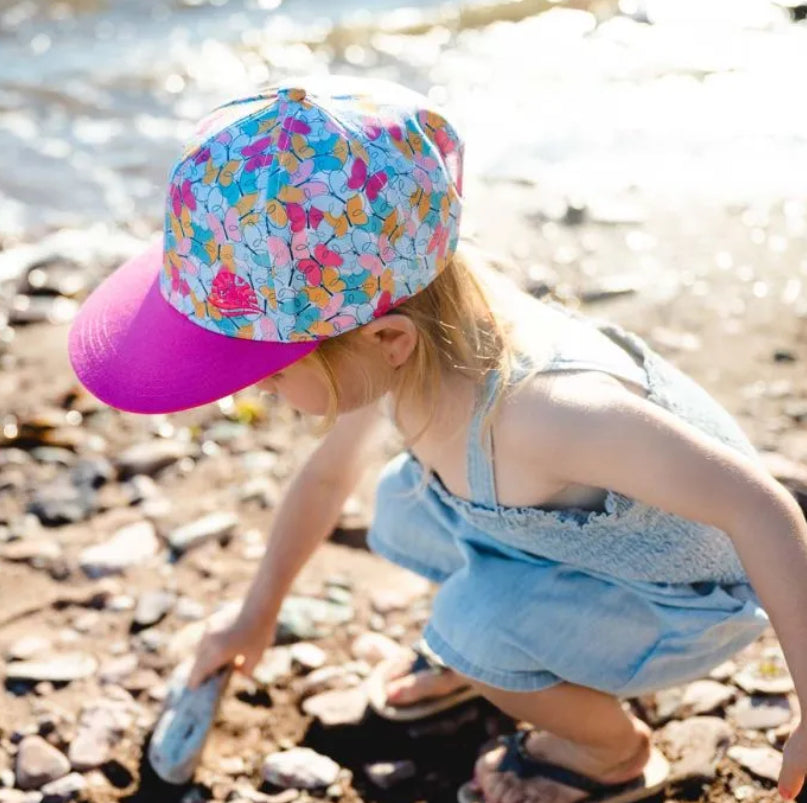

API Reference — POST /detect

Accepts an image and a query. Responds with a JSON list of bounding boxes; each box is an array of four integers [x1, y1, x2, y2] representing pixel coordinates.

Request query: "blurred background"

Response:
[[2, 2, 807, 802]]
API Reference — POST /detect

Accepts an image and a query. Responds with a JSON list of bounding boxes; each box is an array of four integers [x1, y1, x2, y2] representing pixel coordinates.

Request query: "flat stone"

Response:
[[4, 637, 52, 661], [27, 481, 94, 526], [6, 652, 97, 683], [678, 680, 736, 716], [79, 521, 159, 578], [175, 597, 205, 621], [15, 736, 70, 790], [39, 771, 86, 801], [658, 716, 734, 782], [734, 661, 794, 695], [350, 632, 402, 665], [168, 513, 238, 553], [296, 664, 365, 699], [728, 745, 782, 782], [98, 653, 139, 684], [68, 701, 132, 770], [253, 648, 293, 686], [230, 788, 299, 803], [730, 695, 793, 730], [289, 643, 327, 671], [276, 596, 354, 642], [709, 660, 737, 681], [301, 686, 368, 727], [1, 536, 64, 567], [364, 760, 417, 789], [117, 440, 195, 478], [134, 590, 176, 628], [0, 790, 43, 802], [261, 748, 340, 789], [70, 457, 114, 489]]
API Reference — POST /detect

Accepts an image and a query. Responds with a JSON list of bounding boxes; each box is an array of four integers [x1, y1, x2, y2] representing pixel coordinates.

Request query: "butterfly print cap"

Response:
[[68, 75, 464, 413]]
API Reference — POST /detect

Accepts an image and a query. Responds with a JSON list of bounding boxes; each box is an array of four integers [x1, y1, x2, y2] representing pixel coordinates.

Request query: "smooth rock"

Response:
[[276, 596, 354, 642], [734, 661, 794, 695], [289, 643, 327, 671], [364, 760, 416, 789], [68, 701, 132, 770], [79, 521, 159, 578], [98, 654, 138, 684], [709, 660, 737, 682], [27, 481, 93, 526], [730, 695, 793, 730], [4, 637, 51, 662], [678, 680, 735, 716], [70, 457, 114, 489], [0, 790, 43, 802], [39, 771, 86, 801], [134, 591, 176, 628], [728, 745, 782, 782], [261, 748, 340, 789], [253, 648, 293, 686], [168, 513, 238, 553], [296, 665, 365, 699], [6, 652, 97, 683], [658, 716, 733, 782], [350, 632, 402, 665], [117, 440, 195, 478], [301, 686, 368, 727], [15, 736, 70, 790], [175, 597, 205, 621], [229, 788, 299, 803]]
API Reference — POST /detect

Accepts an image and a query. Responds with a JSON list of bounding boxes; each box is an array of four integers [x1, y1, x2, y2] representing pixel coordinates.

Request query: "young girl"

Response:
[[68, 75, 807, 803]]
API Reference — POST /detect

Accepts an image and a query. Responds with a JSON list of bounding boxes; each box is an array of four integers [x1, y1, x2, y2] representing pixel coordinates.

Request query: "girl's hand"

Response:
[[779, 720, 807, 799], [187, 609, 275, 690]]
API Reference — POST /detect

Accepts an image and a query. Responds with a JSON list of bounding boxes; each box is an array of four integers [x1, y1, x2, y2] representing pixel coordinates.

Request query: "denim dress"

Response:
[[367, 304, 769, 697]]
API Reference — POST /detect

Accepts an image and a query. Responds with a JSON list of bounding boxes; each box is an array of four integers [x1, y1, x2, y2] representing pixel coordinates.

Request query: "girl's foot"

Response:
[[384, 649, 468, 705], [474, 720, 653, 803]]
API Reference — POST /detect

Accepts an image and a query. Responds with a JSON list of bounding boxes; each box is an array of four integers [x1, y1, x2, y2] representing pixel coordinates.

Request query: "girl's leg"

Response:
[[462, 675, 652, 803]]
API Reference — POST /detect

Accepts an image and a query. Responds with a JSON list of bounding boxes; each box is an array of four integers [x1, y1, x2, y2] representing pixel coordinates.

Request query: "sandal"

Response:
[[457, 731, 670, 803], [367, 638, 480, 722]]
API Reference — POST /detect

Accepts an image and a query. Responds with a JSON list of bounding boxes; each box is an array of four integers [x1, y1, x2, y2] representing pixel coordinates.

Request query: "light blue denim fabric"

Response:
[[367, 304, 769, 696]]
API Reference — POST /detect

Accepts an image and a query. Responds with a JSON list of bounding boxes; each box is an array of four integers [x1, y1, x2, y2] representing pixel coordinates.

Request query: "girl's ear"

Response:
[[360, 315, 417, 368]]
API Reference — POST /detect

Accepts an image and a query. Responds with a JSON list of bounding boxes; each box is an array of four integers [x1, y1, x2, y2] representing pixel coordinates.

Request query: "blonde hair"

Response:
[[306, 242, 516, 442]]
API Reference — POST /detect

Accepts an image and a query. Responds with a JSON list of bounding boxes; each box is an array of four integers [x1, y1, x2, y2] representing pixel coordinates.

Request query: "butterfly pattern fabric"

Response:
[[160, 78, 464, 343]]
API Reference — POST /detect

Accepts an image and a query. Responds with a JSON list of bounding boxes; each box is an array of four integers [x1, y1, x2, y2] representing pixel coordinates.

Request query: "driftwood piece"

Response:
[[148, 659, 233, 784]]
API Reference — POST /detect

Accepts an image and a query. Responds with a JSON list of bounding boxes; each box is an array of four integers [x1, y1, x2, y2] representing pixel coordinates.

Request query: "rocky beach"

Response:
[[2, 1, 807, 801]]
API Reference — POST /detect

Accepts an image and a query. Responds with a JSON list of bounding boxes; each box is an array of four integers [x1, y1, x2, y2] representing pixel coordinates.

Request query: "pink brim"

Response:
[[68, 239, 319, 414]]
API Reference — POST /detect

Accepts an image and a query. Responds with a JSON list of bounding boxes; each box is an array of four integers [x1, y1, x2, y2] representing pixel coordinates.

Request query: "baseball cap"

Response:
[[68, 75, 464, 414]]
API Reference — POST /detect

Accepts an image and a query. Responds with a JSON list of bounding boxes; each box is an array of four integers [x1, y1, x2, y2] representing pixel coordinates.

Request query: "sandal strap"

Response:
[[411, 638, 448, 672], [497, 732, 643, 799]]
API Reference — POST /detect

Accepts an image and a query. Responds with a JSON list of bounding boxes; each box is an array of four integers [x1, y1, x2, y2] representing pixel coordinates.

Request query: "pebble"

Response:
[[276, 596, 354, 642], [252, 648, 293, 686], [70, 457, 114, 489], [301, 686, 368, 727], [4, 636, 51, 661], [364, 760, 417, 789], [135, 629, 167, 653], [0, 791, 43, 803], [71, 611, 100, 634], [289, 643, 327, 671], [6, 652, 97, 683], [709, 660, 737, 682], [15, 736, 70, 790], [730, 695, 792, 730], [133, 590, 176, 628], [238, 478, 278, 508], [98, 653, 138, 684], [658, 716, 734, 782], [350, 632, 402, 665], [106, 594, 136, 612], [79, 521, 159, 578], [39, 772, 86, 801], [261, 748, 340, 789], [116, 440, 195, 478], [727, 745, 783, 782], [168, 512, 238, 553], [175, 597, 206, 621], [27, 480, 94, 526], [296, 664, 366, 699], [734, 661, 794, 695], [230, 788, 299, 803], [678, 679, 736, 716], [68, 701, 132, 770]]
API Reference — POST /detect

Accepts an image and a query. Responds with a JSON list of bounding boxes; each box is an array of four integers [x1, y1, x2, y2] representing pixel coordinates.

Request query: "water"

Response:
[[1, 0, 806, 241]]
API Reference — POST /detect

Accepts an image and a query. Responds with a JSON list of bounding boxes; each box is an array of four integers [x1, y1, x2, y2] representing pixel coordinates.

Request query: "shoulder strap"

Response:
[[466, 370, 500, 507]]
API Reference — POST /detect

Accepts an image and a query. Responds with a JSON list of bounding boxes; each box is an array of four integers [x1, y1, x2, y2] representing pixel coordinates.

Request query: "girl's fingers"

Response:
[[778, 750, 804, 799]]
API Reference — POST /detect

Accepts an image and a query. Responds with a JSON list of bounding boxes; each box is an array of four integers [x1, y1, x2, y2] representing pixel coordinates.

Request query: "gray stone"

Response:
[[117, 440, 195, 478], [98, 653, 139, 684], [261, 748, 340, 789], [28, 481, 93, 526], [134, 591, 176, 628], [728, 745, 782, 782], [175, 597, 205, 621], [276, 595, 354, 642], [70, 457, 114, 489], [6, 653, 97, 683], [238, 478, 278, 508], [15, 736, 70, 790], [39, 771, 86, 801], [658, 716, 734, 782], [301, 686, 368, 727], [68, 702, 132, 770], [730, 695, 793, 730], [136, 629, 167, 653], [289, 643, 327, 671], [364, 760, 416, 789], [79, 521, 159, 577], [168, 513, 238, 553]]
